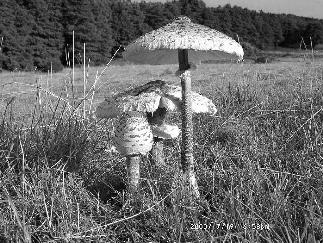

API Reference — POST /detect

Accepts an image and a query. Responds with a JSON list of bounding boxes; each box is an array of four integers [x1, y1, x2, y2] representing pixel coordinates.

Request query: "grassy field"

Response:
[[1, 55, 323, 242]]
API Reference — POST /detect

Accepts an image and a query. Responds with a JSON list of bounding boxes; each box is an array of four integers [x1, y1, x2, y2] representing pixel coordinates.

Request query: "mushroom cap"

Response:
[[151, 124, 180, 139], [95, 80, 217, 119], [113, 112, 153, 156], [96, 88, 161, 119], [159, 83, 217, 115], [123, 16, 244, 65]]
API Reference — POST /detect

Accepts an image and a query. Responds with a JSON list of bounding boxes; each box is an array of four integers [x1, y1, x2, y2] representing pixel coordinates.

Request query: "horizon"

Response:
[[132, 0, 323, 19]]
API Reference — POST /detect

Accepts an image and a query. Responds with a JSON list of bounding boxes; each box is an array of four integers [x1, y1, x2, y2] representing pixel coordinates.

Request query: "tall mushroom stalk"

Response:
[[177, 49, 198, 197], [123, 16, 243, 199]]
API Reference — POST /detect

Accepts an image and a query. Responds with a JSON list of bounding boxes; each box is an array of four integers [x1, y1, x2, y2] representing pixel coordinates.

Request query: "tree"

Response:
[[110, 1, 149, 54], [1, 0, 323, 71], [280, 17, 303, 48], [303, 21, 323, 48], [163, 1, 181, 20], [217, 5, 233, 36], [92, 0, 115, 63], [267, 14, 284, 48], [0, 0, 34, 70], [202, 7, 221, 29], [139, 1, 181, 31], [23, 0, 64, 71], [140, 3, 170, 30], [179, 0, 206, 22], [259, 13, 275, 48], [62, 0, 113, 65]]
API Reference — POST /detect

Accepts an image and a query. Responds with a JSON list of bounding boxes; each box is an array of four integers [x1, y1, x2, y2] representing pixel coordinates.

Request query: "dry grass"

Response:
[[1, 56, 323, 242]]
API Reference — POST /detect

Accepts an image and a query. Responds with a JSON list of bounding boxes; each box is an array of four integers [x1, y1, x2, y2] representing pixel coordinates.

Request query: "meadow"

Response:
[[1, 54, 323, 242]]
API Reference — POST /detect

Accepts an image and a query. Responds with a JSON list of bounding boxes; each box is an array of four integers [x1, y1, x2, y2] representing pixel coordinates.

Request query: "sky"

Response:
[[133, 0, 323, 19]]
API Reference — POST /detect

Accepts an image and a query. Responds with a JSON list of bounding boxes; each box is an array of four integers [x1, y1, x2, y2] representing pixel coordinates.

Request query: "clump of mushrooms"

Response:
[[123, 16, 244, 199], [96, 80, 217, 195]]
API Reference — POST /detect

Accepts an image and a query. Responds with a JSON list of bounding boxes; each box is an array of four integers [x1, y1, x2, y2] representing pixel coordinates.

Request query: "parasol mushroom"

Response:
[[123, 17, 243, 198], [96, 91, 161, 193]]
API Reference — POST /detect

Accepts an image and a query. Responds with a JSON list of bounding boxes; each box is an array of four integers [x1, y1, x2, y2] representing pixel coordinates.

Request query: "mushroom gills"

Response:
[[151, 124, 180, 139]]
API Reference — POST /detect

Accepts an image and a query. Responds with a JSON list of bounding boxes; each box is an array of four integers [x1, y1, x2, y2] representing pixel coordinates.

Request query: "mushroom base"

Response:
[[183, 170, 200, 199]]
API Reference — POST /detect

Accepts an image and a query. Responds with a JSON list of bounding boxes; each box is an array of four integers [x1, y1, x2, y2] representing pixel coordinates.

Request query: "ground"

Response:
[[0, 52, 323, 242]]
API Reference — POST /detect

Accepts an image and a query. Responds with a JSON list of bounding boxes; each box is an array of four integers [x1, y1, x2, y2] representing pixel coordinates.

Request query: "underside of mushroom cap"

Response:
[[124, 16, 244, 65], [124, 49, 241, 65], [151, 124, 180, 139]]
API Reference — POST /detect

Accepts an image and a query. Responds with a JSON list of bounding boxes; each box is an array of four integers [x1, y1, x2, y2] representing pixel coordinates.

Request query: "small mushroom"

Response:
[[149, 123, 180, 167], [146, 107, 170, 167], [114, 111, 153, 193], [96, 91, 161, 193], [123, 16, 243, 199]]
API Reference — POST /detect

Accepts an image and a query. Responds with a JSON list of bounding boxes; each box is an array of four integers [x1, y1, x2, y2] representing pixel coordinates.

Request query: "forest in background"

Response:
[[1, 0, 323, 72]]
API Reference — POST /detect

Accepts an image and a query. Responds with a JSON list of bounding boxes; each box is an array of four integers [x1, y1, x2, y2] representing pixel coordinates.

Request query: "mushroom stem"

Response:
[[149, 137, 165, 166], [178, 49, 200, 199], [113, 112, 153, 195], [147, 107, 167, 167], [126, 155, 141, 193]]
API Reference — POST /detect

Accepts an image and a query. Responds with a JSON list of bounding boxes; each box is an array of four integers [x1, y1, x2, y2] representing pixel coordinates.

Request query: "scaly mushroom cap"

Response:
[[159, 83, 217, 115], [95, 80, 217, 119], [123, 16, 244, 65], [113, 112, 153, 156], [96, 89, 161, 119]]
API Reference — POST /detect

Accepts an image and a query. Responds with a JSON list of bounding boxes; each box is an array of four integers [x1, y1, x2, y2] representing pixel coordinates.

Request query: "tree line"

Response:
[[0, 0, 323, 72]]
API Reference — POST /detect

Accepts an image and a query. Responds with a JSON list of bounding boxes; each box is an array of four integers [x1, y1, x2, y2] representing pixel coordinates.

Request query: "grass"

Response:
[[1, 55, 323, 242]]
